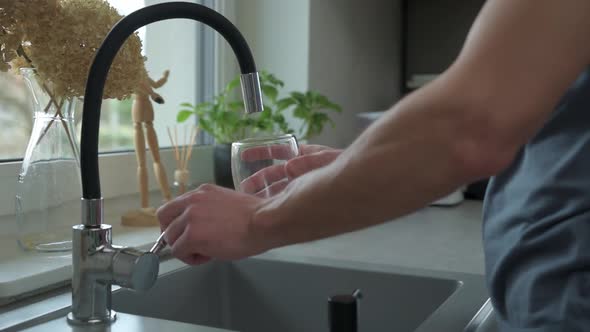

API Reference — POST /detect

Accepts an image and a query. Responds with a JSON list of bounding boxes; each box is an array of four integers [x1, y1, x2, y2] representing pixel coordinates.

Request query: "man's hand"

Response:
[[156, 184, 269, 265], [239, 145, 342, 197], [155, 145, 340, 265]]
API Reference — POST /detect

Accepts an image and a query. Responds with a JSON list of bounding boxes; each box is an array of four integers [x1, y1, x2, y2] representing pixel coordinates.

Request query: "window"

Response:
[[0, 0, 216, 218], [0, 0, 209, 159], [0, 73, 29, 160], [98, 0, 145, 153]]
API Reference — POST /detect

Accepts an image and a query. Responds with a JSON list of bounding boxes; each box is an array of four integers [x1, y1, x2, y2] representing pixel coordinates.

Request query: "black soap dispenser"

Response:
[[329, 289, 362, 332]]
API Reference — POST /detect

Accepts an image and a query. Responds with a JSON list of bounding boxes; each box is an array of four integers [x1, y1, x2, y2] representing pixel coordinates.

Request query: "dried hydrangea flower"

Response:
[[0, 0, 146, 100]]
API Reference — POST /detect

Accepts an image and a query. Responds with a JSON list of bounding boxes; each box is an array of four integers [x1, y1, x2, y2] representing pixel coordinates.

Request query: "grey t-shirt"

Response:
[[484, 67, 590, 331]]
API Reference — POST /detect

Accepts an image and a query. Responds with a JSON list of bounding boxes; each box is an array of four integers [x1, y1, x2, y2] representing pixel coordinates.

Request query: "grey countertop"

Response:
[[22, 312, 229, 332], [273, 200, 485, 276]]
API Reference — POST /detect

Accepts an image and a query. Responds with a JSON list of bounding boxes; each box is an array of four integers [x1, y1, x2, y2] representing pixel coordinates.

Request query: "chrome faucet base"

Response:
[[69, 204, 160, 325], [69, 223, 116, 324], [66, 311, 117, 326]]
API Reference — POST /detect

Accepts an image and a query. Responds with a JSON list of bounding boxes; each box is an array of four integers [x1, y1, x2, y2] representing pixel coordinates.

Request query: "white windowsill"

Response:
[[0, 145, 214, 303], [0, 145, 214, 218]]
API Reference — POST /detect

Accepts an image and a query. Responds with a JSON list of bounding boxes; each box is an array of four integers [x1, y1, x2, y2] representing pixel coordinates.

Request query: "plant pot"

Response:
[[214, 143, 234, 189]]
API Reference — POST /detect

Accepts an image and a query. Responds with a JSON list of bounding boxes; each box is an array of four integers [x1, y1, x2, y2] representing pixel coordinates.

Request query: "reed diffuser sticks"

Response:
[[167, 125, 199, 196]]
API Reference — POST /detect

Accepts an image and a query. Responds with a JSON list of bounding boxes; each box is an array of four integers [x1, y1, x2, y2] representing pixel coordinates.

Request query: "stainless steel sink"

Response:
[[464, 299, 498, 332], [112, 256, 490, 332], [0, 255, 493, 331]]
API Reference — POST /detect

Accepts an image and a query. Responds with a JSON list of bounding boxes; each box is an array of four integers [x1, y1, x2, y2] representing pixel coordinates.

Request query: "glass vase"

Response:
[[15, 68, 82, 252]]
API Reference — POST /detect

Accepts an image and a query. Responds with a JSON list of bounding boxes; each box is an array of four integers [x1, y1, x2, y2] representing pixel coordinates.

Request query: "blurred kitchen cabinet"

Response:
[[402, 0, 487, 92]]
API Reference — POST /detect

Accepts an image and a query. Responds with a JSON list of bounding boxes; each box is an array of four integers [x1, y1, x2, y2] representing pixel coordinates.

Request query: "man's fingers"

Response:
[[240, 144, 332, 161], [156, 194, 192, 231], [240, 145, 298, 162], [255, 178, 290, 198], [285, 150, 341, 179], [241, 149, 341, 194], [239, 163, 287, 194], [299, 144, 334, 155], [170, 230, 211, 265], [162, 207, 191, 245]]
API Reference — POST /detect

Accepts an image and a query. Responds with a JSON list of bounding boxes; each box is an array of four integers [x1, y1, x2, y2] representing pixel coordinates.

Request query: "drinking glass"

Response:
[[231, 134, 299, 198]]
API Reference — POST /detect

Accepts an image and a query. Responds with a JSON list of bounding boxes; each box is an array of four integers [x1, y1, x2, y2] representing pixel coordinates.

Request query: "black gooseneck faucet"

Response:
[[68, 2, 263, 325]]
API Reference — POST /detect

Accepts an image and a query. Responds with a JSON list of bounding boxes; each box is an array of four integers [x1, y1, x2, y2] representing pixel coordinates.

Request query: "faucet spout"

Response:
[[80, 1, 263, 203]]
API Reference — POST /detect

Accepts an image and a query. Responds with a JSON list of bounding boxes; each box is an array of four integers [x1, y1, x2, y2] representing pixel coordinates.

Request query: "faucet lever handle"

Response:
[[149, 232, 168, 256], [112, 247, 159, 291]]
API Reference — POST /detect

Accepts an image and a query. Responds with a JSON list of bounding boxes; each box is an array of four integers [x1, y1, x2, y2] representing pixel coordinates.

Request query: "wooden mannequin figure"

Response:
[[122, 70, 172, 226]]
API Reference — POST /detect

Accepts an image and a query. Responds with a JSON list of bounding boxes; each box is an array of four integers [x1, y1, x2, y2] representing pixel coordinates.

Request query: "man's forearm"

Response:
[[252, 80, 494, 248]]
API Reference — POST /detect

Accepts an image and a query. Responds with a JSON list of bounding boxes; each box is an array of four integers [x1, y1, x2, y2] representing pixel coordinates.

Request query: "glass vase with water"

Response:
[[15, 68, 81, 252]]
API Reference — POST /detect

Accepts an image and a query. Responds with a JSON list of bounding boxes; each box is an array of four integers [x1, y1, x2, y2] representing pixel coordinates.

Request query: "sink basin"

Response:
[[113, 256, 488, 332]]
